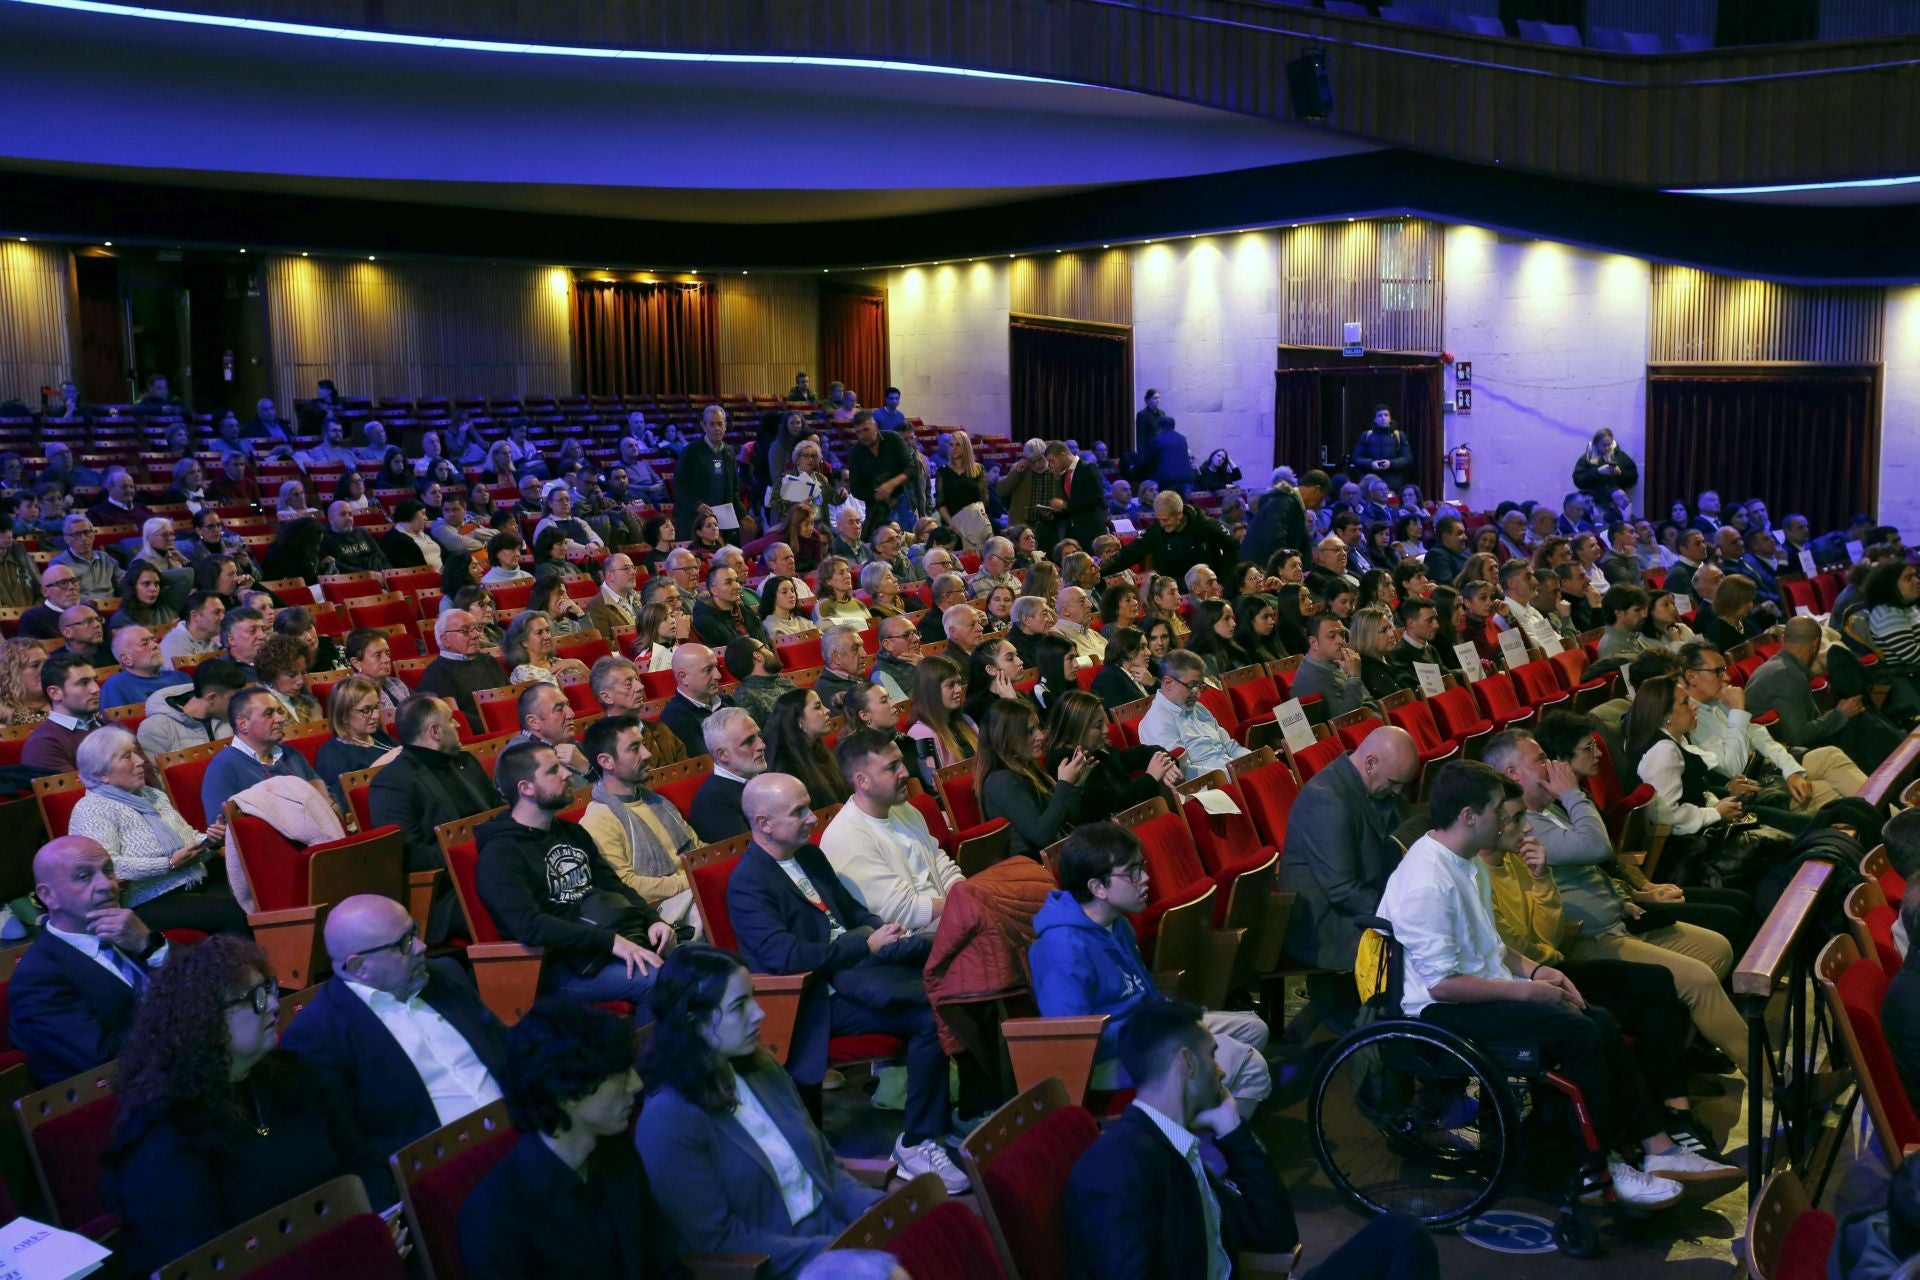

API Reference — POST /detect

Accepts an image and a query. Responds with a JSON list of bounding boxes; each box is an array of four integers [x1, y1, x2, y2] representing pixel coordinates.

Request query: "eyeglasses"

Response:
[[45, 576, 78, 588], [1165, 674, 1198, 691], [356, 925, 418, 957], [222, 980, 274, 1014], [1690, 664, 1729, 677], [1108, 863, 1148, 884], [350, 703, 381, 718]]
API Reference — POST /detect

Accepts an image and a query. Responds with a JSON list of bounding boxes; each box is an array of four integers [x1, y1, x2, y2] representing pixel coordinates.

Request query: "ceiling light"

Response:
[[1008, 254, 1015, 259], [103, 241, 112, 247], [368, 256, 376, 261], [238, 248, 246, 254], [301, 251, 309, 257]]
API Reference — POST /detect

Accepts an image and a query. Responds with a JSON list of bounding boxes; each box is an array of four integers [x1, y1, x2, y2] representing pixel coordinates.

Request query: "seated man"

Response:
[[368, 695, 499, 941], [21, 651, 103, 775], [280, 893, 507, 1158], [1380, 760, 1704, 1207], [200, 687, 320, 818], [692, 563, 755, 648], [660, 643, 736, 758], [1052, 586, 1107, 667], [53, 605, 114, 670], [1277, 728, 1419, 1033], [10, 836, 169, 1084], [220, 606, 269, 680], [1063, 994, 1438, 1280], [459, 1003, 668, 1280], [507, 682, 592, 779], [160, 589, 226, 671], [1678, 640, 1866, 814], [819, 729, 964, 933], [137, 657, 243, 760], [1137, 648, 1249, 779], [810, 625, 869, 711], [1031, 822, 1271, 1113], [1288, 613, 1366, 716], [578, 715, 700, 934], [1007, 595, 1053, 670], [18, 563, 82, 642], [939, 600, 984, 662], [1744, 615, 1903, 774], [587, 655, 685, 767], [917, 574, 967, 645], [726, 771, 967, 1192], [689, 708, 767, 843], [476, 742, 676, 1016], [100, 626, 180, 711], [417, 609, 512, 728], [1383, 597, 1445, 681]]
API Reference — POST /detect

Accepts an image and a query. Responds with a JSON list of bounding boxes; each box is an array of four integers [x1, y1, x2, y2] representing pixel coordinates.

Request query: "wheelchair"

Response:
[[1305, 921, 1618, 1258]]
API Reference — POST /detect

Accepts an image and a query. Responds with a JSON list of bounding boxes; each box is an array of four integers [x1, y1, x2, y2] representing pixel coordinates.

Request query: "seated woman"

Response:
[[1350, 605, 1416, 699], [981, 583, 1015, 636], [1453, 550, 1501, 593], [275, 606, 342, 674], [1640, 589, 1699, 652], [775, 505, 826, 576], [113, 563, 179, 634], [105, 936, 393, 1279], [905, 654, 976, 786], [1091, 627, 1156, 710], [1022, 559, 1060, 608], [1045, 690, 1181, 820], [1141, 617, 1175, 683], [1391, 557, 1432, 604], [70, 725, 247, 935], [330, 470, 371, 513], [1273, 583, 1315, 657], [1098, 581, 1142, 633], [1355, 567, 1397, 614], [1231, 594, 1284, 667], [762, 688, 849, 809], [1459, 579, 1505, 667], [314, 675, 399, 808], [810, 556, 870, 629], [374, 447, 413, 492], [274, 480, 319, 524], [687, 510, 727, 556], [859, 562, 906, 619], [505, 610, 591, 685], [632, 601, 681, 674], [636, 947, 884, 1280], [343, 626, 411, 712], [1184, 599, 1244, 680], [1429, 584, 1467, 673], [531, 528, 586, 583], [964, 636, 1030, 726], [480, 532, 533, 586], [759, 575, 815, 641], [529, 573, 593, 640], [1391, 512, 1427, 562], [1141, 572, 1189, 642], [0, 638, 48, 726], [450, 586, 506, 650], [1031, 633, 1079, 712], [254, 635, 322, 724], [635, 515, 676, 572], [975, 697, 1090, 859], [260, 519, 325, 589]]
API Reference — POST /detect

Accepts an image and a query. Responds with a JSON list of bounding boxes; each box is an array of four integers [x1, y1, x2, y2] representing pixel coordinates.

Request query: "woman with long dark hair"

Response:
[[975, 697, 1089, 858], [1231, 595, 1284, 666], [1091, 627, 1156, 710], [1429, 583, 1467, 672], [1045, 690, 1181, 819], [1273, 583, 1316, 657], [904, 653, 977, 784], [762, 688, 848, 808], [104, 936, 390, 1277], [1185, 598, 1242, 679], [636, 946, 883, 1278], [964, 635, 1029, 725], [261, 518, 328, 586], [1032, 633, 1078, 711], [113, 563, 178, 632]]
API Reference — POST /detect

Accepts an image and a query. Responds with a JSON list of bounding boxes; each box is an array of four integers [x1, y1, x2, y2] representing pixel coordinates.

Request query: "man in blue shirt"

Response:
[[871, 386, 908, 433], [99, 626, 184, 712], [1137, 649, 1249, 780], [200, 687, 321, 819]]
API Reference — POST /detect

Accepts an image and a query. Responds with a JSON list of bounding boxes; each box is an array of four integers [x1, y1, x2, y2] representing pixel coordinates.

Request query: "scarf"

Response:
[[94, 783, 196, 861], [590, 778, 695, 879]]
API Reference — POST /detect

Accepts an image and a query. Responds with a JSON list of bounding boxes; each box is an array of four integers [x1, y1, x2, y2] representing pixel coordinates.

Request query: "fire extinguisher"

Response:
[[1447, 443, 1471, 488], [222, 350, 235, 383]]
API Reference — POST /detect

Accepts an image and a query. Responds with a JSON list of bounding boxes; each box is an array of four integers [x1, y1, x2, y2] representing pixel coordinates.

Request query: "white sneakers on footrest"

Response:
[[893, 1136, 971, 1194]]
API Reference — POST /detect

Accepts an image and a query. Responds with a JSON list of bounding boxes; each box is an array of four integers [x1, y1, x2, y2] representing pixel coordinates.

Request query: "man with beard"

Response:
[[578, 715, 701, 935]]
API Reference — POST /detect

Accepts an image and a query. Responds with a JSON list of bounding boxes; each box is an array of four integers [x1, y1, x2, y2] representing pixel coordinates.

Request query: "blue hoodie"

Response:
[[1829, 1206, 1904, 1280], [1028, 888, 1152, 1060]]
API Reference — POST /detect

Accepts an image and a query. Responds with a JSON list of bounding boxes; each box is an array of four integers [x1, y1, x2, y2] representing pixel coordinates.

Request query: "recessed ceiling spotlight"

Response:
[[103, 241, 112, 247], [238, 248, 246, 254], [368, 256, 376, 261]]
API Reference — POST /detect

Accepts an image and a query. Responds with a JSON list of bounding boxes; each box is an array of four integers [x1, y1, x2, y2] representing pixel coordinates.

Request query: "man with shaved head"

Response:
[[11, 836, 171, 1082], [1277, 725, 1421, 1033], [727, 773, 969, 1192], [320, 499, 391, 574], [660, 641, 735, 757], [280, 893, 507, 1155]]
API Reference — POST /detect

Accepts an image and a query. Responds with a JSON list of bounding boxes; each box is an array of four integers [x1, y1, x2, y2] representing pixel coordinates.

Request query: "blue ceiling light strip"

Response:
[[6, 0, 1082, 83], [1667, 174, 1920, 195]]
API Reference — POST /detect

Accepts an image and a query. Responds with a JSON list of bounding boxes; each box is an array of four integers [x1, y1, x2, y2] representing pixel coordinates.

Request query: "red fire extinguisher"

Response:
[[1447, 443, 1471, 488]]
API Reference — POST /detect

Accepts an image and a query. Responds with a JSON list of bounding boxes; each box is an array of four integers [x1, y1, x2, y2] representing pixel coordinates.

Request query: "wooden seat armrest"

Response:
[[247, 904, 327, 991], [842, 1157, 897, 1189], [1198, 927, 1246, 1009], [1244, 722, 1284, 752], [467, 942, 544, 1026], [1238, 1245, 1304, 1276], [405, 868, 437, 937], [1002, 1014, 1109, 1105], [683, 1253, 770, 1280], [1153, 969, 1186, 997], [750, 972, 813, 1066], [1256, 893, 1295, 974]]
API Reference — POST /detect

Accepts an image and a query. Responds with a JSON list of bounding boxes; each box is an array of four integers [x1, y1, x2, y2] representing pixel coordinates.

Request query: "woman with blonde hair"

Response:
[[904, 653, 977, 785], [274, 480, 318, 523], [1141, 572, 1190, 641], [632, 601, 679, 673], [860, 561, 906, 618], [504, 610, 591, 684], [1022, 559, 1059, 607], [936, 430, 990, 552], [974, 697, 1089, 859], [0, 638, 49, 726], [313, 675, 398, 808], [1455, 551, 1501, 592], [1349, 605, 1416, 699], [812, 556, 871, 628]]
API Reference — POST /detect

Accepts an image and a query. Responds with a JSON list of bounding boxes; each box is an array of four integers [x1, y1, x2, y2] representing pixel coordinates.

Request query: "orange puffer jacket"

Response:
[[924, 857, 1057, 1054]]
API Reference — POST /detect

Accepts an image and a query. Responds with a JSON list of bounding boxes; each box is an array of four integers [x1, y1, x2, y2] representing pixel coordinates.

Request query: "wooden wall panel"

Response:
[[717, 275, 820, 398], [1649, 264, 1884, 363], [1009, 250, 1132, 327], [261, 255, 570, 408], [0, 243, 73, 409], [1278, 217, 1444, 354]]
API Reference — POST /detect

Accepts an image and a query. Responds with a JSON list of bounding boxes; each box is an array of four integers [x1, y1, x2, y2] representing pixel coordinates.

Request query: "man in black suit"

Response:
[[10, 836, 169, 1084], [725, 772, 967, 1192], [281, 894, 506, 1156], [659, 643, 735, 758], [688, 707, 767, 843], [1064, 995, 1436, 1280], [673, 406, 738, 539], [368, 695, 501, 941], [1047, 441, 1108, 548]]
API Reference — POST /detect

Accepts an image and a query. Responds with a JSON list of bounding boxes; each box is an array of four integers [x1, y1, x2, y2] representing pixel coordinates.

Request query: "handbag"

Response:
[[567, 890, 663, 978], [950, 502, 992, 553]]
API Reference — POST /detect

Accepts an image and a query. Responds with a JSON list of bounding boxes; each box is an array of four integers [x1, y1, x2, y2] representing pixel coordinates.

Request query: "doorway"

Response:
[[1274, 347, 1444, 497]]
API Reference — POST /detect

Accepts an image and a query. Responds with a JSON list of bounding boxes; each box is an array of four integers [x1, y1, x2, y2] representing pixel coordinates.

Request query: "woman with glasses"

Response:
[[69, 725, 247, 935], [975, 697, 1091, 859], [905, 654, 976, 787], [316, 675, 400, 809], [104, 935, 394, 1278]]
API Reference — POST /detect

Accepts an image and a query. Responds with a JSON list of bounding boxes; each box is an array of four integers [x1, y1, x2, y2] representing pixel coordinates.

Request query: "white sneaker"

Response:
[[1643, 1146, 1741, 1183], [893, 1135, 971, 1194], [1604, 1160, 1683, 1209]]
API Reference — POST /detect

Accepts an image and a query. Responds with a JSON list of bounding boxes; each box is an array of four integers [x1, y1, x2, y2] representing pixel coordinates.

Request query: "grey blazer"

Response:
[[1743, 651, 1847, 749], [635, 1060, 882, 1280], [1275, 754, 1405, 969]]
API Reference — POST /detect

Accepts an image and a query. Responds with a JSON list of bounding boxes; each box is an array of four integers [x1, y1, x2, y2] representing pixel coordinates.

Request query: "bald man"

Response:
[[726, 774, 968, 1192], [280, 893, 506, 1156], [1276, 726, 1422, 1033], [1052, 586, 1107, 666], [659, 642, 735, 758], [10, 836, 169, 1083]]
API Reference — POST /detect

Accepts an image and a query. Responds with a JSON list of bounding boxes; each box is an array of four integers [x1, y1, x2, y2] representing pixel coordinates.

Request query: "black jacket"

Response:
[[1062, 458, 1108, 546], [691, 600, 753, 648], [8, 929, 152, 1084], [416, 652, 510, 728], [689, 773, 748, 844], [379, 526, 430, 569], [279, 961, 508, 1159], [1091, 663, 1154, 711], [1098, 508, 1239, 589], [1240, 487, 1310, 570], [461, 1133, 665, 1280], [473, 812, 658, 983], [660, 690, 733, 759], [367, 743, 499, 873], [1065, 1106, 1297, 1280], [673, 440, 738, 532]]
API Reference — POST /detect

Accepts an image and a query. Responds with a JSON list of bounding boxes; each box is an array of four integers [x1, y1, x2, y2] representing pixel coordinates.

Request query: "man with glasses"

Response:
[[200, 687, 321, 821], [967, 537, 1020, 601], [281, 892, 506, 1158], [872, 618, 920, 701], [919, 574, 968, 645], [53, 605, 112, 670], [50, 514, 120, 604], [1276, 726, 1420, 1035], [1678, 640, 1864, 815], [1031, 821, 1272, 1113], [870, 525, 920, 583], [418, 609, 510, 727], [660, 547, 703, 601], [1138, 649, 1249, 781]]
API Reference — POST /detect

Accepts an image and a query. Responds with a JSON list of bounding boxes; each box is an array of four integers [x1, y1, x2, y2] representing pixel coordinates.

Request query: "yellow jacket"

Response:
[[1476, 850, 1569, 968]]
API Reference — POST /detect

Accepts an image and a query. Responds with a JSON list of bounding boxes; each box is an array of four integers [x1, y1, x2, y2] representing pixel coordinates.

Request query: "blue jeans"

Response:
[[550, 961, 659, 1025]]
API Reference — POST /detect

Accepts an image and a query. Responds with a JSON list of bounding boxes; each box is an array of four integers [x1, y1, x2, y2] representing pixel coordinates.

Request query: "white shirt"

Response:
[[819, 801, 964, 932], [45, 921, 167, 985], [231, 737, 286, 768], [47, 710, 96, 732], [1132, 1101, 1230, 1280], [776, 857, 844, 940], [1500, 597, 1560, 652], [401, 527, 443, 571], [1379, 833, 1517, 1016], [729, 1073, 823, 1225], [345, 979, 502, 1124]]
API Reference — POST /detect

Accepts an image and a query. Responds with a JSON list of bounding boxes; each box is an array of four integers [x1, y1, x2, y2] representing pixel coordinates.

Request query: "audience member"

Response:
[[819, 729, 964, 931], [975, 697, 1087, 858], [417, 608, 512, 726], [1745, 614, 1902, 772], [138, 657, 244, 759], [21, 650, 103, 775], [1677, 640, 1865, 812], [314, 675, 399, 807], [199, 686, 321, 818], [661, 642, 736, 758], [1137, 648, 1249, 778], [691, 707, 768, 842], [578, 715, 700, 933], [811, 625, 870, 710], [507, 681, 591, 777], [763, 687, 850, 809], [18, 563, 82, 642], [100, 626, 178, 710]]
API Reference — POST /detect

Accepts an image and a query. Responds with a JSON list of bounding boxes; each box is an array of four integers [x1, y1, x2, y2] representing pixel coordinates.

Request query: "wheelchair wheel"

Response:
[[1308, 1017, 1521, 1229]]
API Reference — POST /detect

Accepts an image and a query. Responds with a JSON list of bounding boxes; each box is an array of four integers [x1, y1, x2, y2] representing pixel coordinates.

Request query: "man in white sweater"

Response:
[[818, 728, 963, 934]]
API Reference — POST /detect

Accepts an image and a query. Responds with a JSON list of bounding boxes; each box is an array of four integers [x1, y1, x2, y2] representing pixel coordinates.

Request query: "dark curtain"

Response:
[[570, 280, 718, 397], [1400, 365, 1446, 500], [1273, 369, 1322, 474], [820, 288, 890, 409], [1009, 319, 1132, 457], [1273, 363, 1442, 496], [1646, 369, 1879, 537]]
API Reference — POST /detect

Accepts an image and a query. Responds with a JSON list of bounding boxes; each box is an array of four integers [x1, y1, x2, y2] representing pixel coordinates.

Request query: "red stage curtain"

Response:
[[820, 288, 890, 409], [571, 280, 717, 397], [1009, 319, 1132, 457], [1646, 368, 1878, 537]]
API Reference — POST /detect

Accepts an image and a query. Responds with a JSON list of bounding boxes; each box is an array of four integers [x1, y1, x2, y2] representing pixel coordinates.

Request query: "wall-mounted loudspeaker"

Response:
[[1287, 50, 1333, 120]]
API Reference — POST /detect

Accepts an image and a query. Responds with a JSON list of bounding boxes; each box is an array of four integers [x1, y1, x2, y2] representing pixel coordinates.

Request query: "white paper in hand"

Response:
[[1113, 518, 1136, 535], [1453, 643, 1485, 682], [1799, 548, 1818, 577], [1498, 628, 1530, 671], [0, 1218, 111, 1279], [1671, 593, 1692, 617], [1274, 697, 1317, 755], [1413, 661, 1446, 698], [779, 474, 816, 503], [1191, 787, 1243, 816], [710, 503, 740, 531]]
